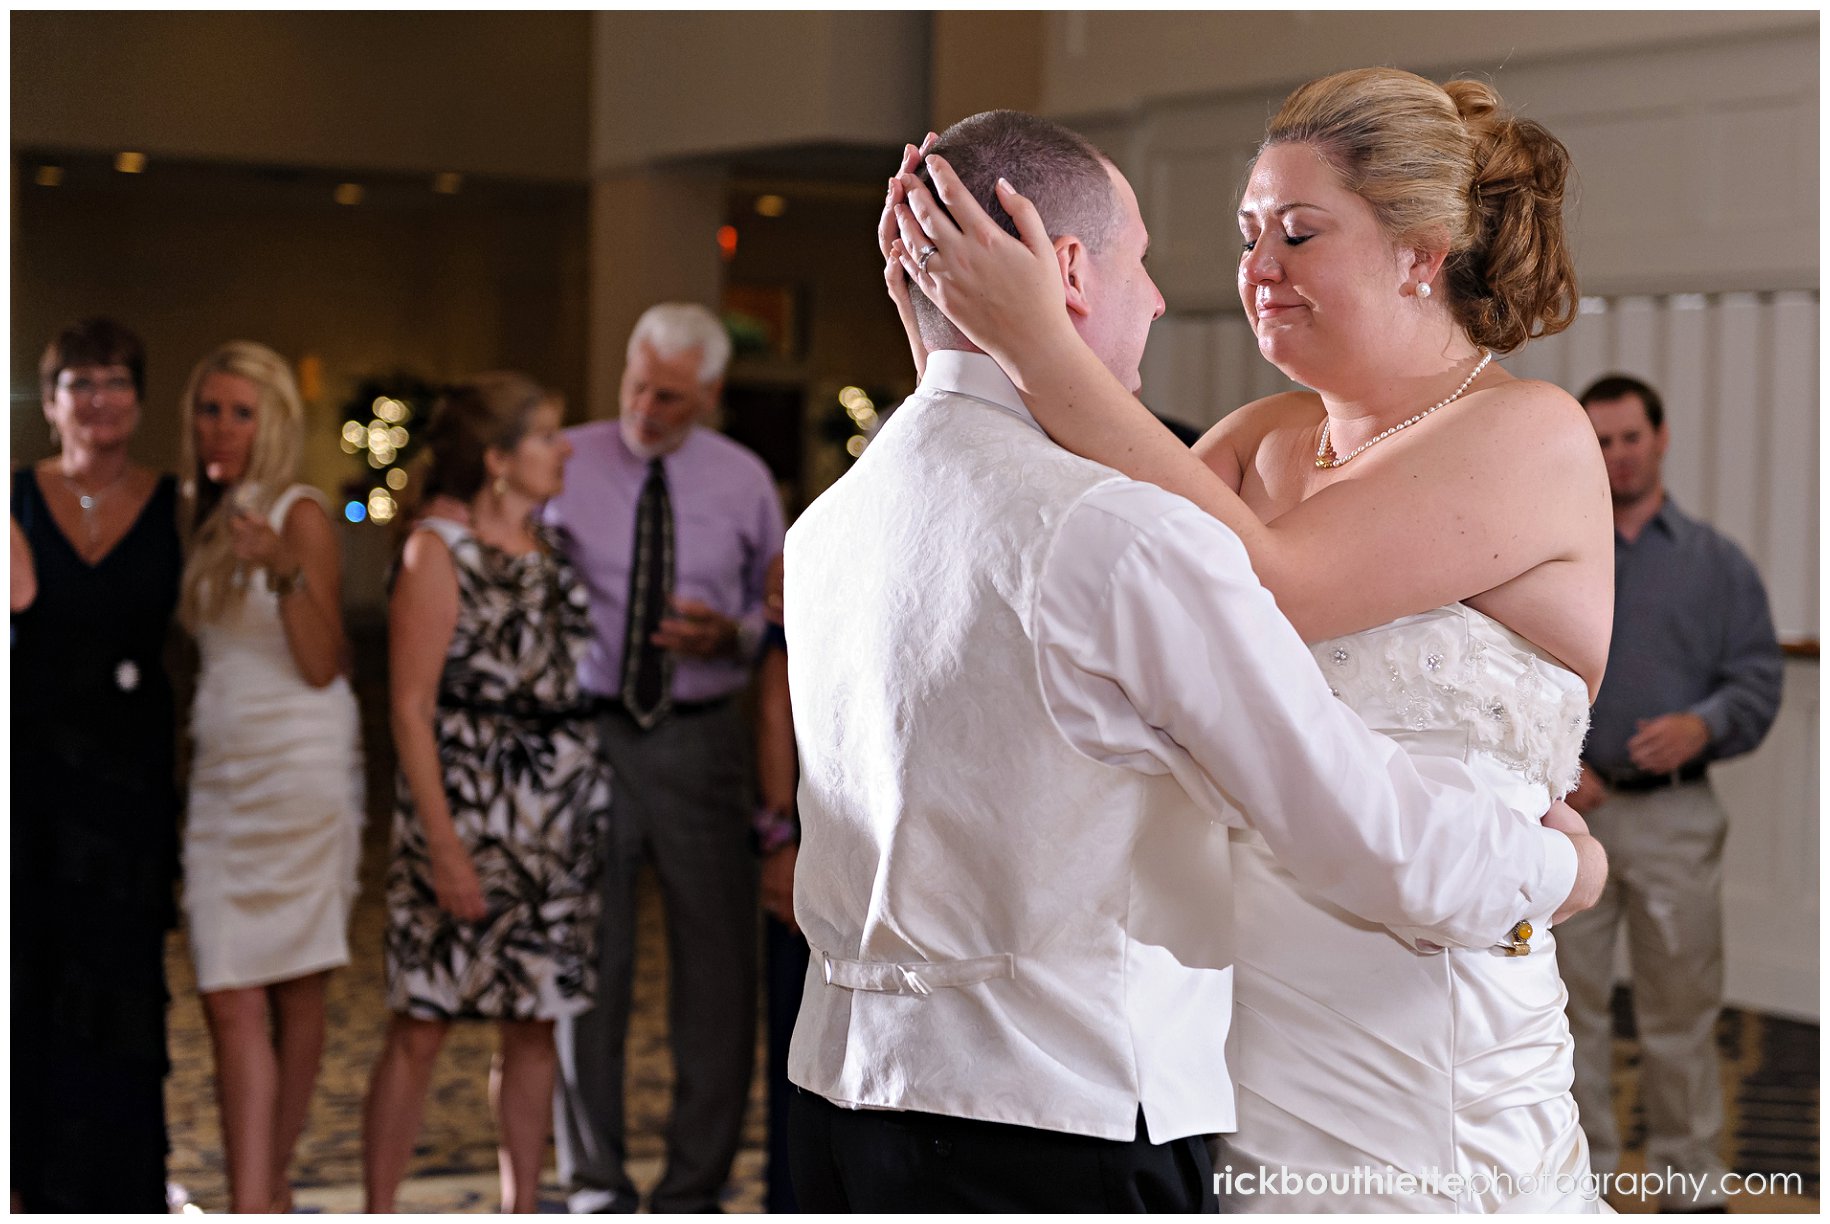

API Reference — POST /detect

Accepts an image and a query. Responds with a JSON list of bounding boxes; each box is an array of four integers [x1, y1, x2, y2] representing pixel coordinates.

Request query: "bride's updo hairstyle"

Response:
[[1264, 68, 1577, 354]]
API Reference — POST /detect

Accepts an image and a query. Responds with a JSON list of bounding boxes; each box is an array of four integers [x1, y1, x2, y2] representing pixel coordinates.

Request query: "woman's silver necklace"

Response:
[[1315, 349, 1493, 469], [58, 465, 129, 548]]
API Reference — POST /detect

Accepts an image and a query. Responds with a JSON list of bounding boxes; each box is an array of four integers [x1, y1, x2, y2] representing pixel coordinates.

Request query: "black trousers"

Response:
[[790, 1090, 1218, 1212], [764, 915, 811, 1212]]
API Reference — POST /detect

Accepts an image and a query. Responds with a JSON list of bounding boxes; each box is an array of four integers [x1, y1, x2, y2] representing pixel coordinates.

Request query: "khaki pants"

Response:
[[1557, 782, 1731, 1208]]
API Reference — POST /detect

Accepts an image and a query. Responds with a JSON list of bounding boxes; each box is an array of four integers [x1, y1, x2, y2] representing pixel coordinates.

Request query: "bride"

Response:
[[886, 69, 1613, 1212]]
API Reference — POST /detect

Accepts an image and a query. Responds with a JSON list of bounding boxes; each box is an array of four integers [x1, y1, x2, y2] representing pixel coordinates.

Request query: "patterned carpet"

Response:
[[1601, 989, 1819, 1213]]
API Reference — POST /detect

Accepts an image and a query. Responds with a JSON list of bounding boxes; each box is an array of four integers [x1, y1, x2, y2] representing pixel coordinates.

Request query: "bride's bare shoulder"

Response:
[[1460, 375, 1599, 463], [1483, 373, 1582, 413]]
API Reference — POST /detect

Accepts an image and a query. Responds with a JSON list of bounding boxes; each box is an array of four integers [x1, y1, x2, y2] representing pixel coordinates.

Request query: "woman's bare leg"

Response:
[[202, 987, 278, 1213], [266, 971, 332, 1210], [361, 1015, 449, 1212], [493, 1020, 558, 1213]]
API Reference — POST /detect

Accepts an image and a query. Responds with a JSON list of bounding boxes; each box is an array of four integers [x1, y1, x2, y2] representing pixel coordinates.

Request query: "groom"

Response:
[[783, 110, 1604, 1212]]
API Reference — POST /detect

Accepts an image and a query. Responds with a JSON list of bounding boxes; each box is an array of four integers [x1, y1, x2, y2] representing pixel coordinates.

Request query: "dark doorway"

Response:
[[723, 381, 805, 500]]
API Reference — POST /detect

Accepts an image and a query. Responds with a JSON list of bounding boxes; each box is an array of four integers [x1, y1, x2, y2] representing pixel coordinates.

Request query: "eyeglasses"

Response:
[[57, 373, 136, 399]]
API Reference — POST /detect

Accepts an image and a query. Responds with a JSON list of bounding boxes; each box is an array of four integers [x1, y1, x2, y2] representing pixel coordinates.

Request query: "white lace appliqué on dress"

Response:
[[1312, 602, 1590, 796]]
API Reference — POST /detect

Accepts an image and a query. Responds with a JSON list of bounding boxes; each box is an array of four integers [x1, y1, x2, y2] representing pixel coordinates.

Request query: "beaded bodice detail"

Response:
[[1312, 603, 1590, 797]]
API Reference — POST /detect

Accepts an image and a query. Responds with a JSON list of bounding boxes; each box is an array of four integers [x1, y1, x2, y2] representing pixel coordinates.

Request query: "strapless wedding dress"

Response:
[[1219, 603, 1605, 1213]]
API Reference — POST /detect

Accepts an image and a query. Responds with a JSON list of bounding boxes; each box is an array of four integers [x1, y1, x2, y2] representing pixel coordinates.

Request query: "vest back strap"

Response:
[[819, 950, 1015, 996]]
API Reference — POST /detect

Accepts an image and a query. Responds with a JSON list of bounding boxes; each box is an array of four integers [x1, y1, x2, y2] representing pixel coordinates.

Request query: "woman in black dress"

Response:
[[11, 318, 182, 1213]]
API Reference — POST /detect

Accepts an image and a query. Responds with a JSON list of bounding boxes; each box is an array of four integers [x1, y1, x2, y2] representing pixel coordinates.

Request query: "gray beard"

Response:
[[619, 418, 674, 461]]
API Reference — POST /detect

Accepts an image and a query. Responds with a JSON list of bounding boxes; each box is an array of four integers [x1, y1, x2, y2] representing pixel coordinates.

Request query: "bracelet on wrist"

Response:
[[268, 565, 306, 597], [752, 805, 798, 854]]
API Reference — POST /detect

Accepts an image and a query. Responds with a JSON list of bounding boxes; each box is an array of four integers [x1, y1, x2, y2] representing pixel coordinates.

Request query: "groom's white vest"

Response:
[[785, 372, 1235, 1143]]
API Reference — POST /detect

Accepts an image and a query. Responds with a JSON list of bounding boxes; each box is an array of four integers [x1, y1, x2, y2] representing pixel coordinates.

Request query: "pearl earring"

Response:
[[493, 475, 507, 496], [1416, 281, 1433, 300]]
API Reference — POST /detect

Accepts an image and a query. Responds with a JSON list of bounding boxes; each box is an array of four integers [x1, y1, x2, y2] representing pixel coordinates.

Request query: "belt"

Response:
[[1591, 760, 1709, 793], [818, 950, 1015, 996], [593, 694, 732, 721], [439, 696, 595, 729]]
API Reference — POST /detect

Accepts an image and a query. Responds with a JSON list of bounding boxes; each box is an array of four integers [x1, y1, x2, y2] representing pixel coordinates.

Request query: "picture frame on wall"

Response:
[[723, 283, 802, 362]]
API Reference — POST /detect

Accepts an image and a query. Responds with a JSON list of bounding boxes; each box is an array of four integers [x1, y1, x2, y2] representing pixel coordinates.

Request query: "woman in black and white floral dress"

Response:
[[362, 372, 610, 1213]]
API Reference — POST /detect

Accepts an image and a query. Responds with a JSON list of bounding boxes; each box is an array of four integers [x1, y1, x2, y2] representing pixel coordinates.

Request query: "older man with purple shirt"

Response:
[[547, 303, 784, 1214]]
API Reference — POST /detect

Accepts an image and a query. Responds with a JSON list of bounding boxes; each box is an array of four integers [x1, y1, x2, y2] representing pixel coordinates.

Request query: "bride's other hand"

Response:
[[892, 156, 1079, 382], [1565, 765, 1609, 816], [1542, 799, 1606, 925], [880, 134, 937, 379], [1539, 797, 1588, 838], [1552, 834, 1607, 925]]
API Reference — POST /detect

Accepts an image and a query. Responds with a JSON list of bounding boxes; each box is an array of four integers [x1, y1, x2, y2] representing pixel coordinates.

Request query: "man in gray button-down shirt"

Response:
[[1561, 374, 1783, 1210]]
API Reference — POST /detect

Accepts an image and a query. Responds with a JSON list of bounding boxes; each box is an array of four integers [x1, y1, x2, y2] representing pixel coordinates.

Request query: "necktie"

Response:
[[620, 458, 674, 729]]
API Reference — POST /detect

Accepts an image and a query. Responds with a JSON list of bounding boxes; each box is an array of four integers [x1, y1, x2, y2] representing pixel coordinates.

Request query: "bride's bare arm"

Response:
[[894, 157, 1609, 649], [1190, 398, 1284, 495]]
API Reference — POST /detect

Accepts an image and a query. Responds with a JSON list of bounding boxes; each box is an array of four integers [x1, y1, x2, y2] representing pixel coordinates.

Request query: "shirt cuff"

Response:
[[1688, 698, 1731, 750]]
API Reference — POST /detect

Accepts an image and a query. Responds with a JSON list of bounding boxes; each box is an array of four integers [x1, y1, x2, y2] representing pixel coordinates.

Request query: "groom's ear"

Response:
[[1058, 236, 1094, 319]]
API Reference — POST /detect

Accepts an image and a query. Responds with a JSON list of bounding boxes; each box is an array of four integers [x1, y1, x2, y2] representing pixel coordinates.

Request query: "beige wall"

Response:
[[930, 12, 1046, 128], [591, 12, 929, 173], [585, 169, 727, 421], [1032, 11, 1816, 122], [12, 11, 590, 180]]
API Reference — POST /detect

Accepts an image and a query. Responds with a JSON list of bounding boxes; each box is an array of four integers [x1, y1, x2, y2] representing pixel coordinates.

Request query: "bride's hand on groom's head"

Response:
[[879, 133, 936, 266], [882, 134, 937, 377], [890, 155, 1074, 366]]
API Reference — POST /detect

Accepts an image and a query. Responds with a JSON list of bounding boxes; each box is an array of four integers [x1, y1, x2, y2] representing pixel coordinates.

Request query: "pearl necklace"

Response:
[[1315, 349, 1493, 469]]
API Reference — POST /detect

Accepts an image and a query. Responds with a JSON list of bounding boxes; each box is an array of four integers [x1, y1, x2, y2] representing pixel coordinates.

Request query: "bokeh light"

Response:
[[368, 488, 397, 524]]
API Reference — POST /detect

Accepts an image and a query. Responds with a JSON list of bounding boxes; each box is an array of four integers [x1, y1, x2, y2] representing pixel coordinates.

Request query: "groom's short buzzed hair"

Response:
[[908, 109, 1118, 349]]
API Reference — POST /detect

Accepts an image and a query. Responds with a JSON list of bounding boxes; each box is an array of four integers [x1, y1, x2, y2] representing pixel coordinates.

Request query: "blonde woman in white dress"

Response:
[[888, 70, 1614, 1211], [179, 341, 362, 1213]]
